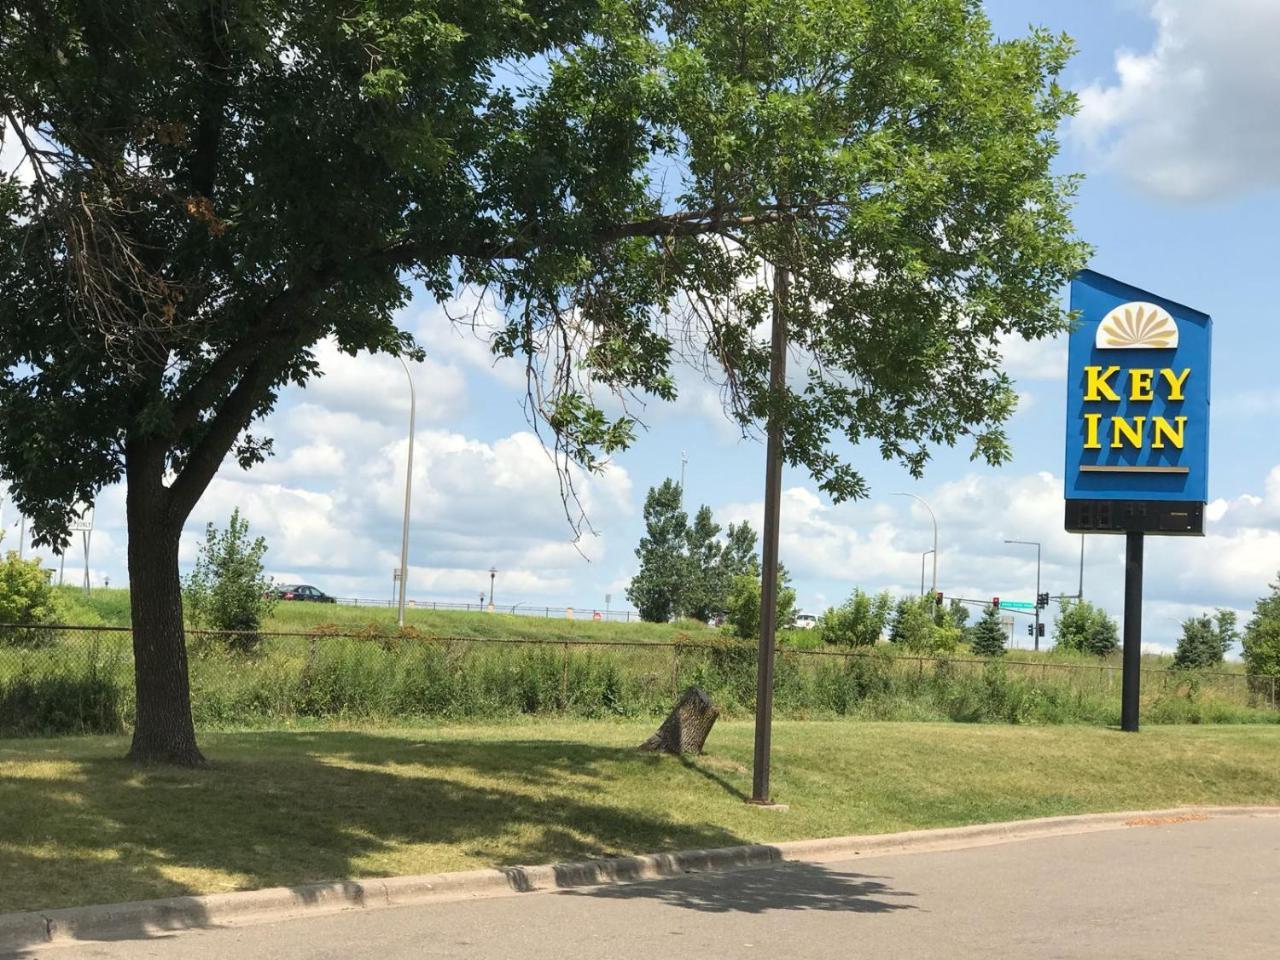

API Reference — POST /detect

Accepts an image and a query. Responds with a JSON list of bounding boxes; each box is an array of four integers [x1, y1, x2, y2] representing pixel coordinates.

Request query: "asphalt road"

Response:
[[40, 817, 1280, 960]]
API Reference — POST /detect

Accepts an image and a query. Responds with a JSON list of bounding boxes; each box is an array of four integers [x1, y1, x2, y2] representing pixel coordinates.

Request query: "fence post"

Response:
[[671, 648, 680, 696], [561, 643, 570, 710]]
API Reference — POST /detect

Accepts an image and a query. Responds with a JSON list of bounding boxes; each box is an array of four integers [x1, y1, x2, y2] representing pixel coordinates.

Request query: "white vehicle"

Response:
[[793, 613, 818, 630]]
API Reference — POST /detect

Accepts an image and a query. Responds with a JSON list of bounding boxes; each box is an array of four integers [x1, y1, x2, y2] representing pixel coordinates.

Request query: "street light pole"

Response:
[[895, 493, 937, 596], [920, 549, 934, 597], [1078, 535, 1085, 600], [396, 357, 416, 628], [1005, 539, 1042, 651]]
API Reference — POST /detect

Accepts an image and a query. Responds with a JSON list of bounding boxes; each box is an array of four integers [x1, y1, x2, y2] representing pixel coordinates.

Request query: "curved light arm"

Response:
[[895, 492, 938, 595]]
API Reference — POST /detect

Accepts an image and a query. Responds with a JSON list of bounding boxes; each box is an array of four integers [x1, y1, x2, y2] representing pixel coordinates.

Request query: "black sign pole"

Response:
[[1120, 530, 1144, 732]]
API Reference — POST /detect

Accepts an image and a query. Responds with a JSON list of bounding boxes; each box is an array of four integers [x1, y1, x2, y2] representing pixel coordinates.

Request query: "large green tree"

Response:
[[681, 505, 724, 622], [0, 0, 1085, 763], [626, 479, 689, 622]]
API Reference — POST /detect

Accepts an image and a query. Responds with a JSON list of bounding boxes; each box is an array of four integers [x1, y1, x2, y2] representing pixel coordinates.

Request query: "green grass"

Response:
[[50, 586, 714, 643], [2, 720, 1279, 914], [4, 628, 1275, 737]]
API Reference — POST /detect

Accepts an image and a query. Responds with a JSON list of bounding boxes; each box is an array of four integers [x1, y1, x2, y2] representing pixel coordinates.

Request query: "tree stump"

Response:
[[638, 686, 719, 755]]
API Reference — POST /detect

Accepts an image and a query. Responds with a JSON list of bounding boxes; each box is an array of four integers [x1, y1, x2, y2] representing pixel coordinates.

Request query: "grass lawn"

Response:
[[3, 720, 1278, 914], [52, 586, 716, 644]]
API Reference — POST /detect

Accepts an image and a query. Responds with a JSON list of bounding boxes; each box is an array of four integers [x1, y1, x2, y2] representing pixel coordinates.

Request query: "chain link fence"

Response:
[[1, 623, 1276, 737]]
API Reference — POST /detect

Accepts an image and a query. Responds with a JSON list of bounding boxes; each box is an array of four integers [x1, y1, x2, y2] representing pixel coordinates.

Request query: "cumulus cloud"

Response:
[[1073, 0, 1280, 201], [717, 466, 1280, 653]]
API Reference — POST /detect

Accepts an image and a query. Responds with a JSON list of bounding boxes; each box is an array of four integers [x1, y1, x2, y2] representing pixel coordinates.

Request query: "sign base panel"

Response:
[[1065, 499, 1203, 536]]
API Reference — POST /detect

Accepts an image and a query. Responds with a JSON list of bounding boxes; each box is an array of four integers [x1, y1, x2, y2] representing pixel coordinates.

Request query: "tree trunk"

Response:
[[638, 686, 719, 755], [125, 456, 205, 766]]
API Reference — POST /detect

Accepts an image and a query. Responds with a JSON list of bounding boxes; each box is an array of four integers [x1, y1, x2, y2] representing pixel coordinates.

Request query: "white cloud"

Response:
[[716, 465, 1280, 650], [304, 338, 467, 425], [1073, 0, 1280, 200], [1000, 333, 1066, 382]]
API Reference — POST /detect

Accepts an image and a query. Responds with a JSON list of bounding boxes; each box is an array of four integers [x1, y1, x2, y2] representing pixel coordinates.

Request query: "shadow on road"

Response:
[[563, 861, 916, 915]]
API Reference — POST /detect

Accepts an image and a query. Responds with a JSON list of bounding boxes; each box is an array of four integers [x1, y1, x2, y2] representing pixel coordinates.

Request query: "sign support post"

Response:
[[1121, 531, 1144, 732]]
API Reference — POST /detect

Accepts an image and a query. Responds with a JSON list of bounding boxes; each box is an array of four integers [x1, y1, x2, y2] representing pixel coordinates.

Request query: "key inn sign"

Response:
[[1063, 269, 1212, 731], [1065, 270, 1211, 534]]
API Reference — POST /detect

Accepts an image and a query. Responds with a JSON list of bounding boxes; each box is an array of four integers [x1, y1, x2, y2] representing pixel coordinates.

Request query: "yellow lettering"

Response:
[[1129, 369, 1154, 401], [1085, 366, 1121, 402], [1161, 368, 1191, 401], [1111, 416, 1145, 449], [1151, 416, 1187, 450], [1083, 413, 1102, 449]]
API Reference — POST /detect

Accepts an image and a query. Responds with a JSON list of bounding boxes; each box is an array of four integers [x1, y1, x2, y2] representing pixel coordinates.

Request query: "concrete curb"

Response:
[[5, 805, 1278, 952]]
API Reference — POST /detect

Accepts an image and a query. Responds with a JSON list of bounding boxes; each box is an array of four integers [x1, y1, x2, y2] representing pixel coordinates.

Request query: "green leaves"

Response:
[[1, 0, 1086, 552], [1053, 600, 1119, 657]]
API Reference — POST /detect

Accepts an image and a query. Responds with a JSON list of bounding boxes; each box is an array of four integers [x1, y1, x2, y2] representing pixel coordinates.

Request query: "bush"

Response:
[[1243, 579, 1280, 682], [969, 605, 1007, 658], [0, 537, 61, 646], [818, 588, 892, 647], [888, 596, 941, 651], [183, 509, 275, 652], [1174, 609, 1238, 669], [1053, 600, 1118, 656], [724, 572, 796, 640]]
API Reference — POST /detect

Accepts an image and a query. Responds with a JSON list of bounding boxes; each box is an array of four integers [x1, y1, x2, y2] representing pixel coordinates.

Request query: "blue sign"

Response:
[[1064, 270, 1211, 503]]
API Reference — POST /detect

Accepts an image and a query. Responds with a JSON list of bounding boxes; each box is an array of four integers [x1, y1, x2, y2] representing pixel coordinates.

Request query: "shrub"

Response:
[[888, 596, 939, 651], [1053, 600, 1118, 656], [183, 508, 275, 652], [1243, 578, 1280, 682], [724, 572, 796, 640], [969, 605, 1007, 658], [1174, 609, 1238, 669], [0, 536, 61, 646], [818, 588, 892, 647]]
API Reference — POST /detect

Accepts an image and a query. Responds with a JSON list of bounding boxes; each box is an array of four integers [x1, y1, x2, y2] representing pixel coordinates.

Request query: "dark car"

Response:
[[272, 584, 337, 604]]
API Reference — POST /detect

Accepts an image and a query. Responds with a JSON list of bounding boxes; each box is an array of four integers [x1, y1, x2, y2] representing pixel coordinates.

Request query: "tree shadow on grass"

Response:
[[0, 731, 761, 953]]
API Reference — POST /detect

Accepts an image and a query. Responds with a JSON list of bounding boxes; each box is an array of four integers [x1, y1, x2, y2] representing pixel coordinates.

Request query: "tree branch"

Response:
[[167, 320, 321, 521]]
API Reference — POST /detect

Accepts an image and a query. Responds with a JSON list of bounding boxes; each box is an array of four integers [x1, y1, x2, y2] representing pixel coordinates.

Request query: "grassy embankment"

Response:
[[2, 720, 1278, 913]]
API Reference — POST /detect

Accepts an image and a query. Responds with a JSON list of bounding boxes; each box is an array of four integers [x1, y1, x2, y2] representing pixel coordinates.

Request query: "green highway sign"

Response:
[[1002, 601, 1035, 610]]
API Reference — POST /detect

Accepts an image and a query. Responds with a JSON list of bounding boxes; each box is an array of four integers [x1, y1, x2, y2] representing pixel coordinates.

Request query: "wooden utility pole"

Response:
[[751, 262, 789, 805]]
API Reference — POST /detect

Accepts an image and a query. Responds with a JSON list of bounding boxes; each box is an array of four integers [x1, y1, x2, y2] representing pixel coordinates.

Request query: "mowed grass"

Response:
[[52, 586, 714, 643], [2, 720, 1278, 914]]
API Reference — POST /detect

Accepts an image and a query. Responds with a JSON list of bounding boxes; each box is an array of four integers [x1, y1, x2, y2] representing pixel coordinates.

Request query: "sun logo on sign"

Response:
[[1095, 302, 1178, 350]]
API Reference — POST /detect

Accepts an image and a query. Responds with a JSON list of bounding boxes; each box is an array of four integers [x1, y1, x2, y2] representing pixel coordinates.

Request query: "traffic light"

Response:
[[1037, 591, 1050, 610], [934, 591, 944, 607], [1038, 623, 1046, 638], [1026, 623, 1034, 636], [991, 597, 1001, 609]]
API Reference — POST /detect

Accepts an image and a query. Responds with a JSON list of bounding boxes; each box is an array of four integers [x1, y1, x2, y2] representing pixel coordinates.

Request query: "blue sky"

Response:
[[5, 0, 1280, 652]]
